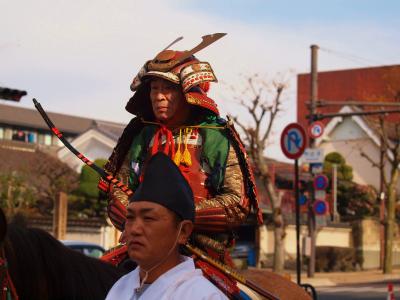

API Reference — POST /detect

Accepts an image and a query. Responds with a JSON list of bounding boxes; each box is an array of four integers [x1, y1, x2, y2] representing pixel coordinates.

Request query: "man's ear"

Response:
[[178, 220, 194, 245]]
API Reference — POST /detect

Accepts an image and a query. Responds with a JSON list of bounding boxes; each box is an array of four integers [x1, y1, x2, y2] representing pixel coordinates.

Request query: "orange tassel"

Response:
[[182, 128, 192, 166], [173, 129, 183, 166]]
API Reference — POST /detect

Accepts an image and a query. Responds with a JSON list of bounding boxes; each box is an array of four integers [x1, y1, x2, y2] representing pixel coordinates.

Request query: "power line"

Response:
[[319, 46, 384, 67]]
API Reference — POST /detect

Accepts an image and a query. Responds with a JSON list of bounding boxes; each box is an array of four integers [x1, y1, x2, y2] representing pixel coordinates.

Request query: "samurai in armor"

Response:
[[99, 34, 262, 298]]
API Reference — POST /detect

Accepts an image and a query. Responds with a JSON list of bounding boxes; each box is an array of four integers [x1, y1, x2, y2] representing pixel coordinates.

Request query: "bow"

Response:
[[32, 98, 279, 300], [33, 98, 133, 197]]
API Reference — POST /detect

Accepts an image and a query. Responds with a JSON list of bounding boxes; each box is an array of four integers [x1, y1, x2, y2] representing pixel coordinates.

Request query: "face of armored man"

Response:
[[150, 78, 191, 126]]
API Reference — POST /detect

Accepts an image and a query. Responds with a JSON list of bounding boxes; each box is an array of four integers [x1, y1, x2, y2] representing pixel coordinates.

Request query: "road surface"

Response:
[[316, 280, 399, 300]]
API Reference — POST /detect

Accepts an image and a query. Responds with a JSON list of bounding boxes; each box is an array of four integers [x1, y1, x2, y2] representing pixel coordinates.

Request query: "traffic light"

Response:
[[0, 87, 27, 102]]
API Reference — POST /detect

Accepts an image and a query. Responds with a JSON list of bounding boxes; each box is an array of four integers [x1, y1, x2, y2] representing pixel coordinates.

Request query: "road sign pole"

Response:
[[281, 123, 306, 286], [295, 158, 301, 285]]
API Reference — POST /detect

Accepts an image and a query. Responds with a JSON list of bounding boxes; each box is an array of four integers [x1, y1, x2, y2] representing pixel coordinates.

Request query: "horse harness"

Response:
[[0, 248, 18, 300]]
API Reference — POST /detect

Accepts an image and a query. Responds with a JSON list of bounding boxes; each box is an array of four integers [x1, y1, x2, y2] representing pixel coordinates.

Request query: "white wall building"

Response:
[[315, 105, 400, 191], [58, 120, 125, 172]]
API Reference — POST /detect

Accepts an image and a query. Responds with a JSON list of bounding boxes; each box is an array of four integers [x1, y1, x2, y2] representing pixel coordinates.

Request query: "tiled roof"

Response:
[[297, 64, 400, 129], [90, 120, 125, 141], [0, 103, 126, 136]]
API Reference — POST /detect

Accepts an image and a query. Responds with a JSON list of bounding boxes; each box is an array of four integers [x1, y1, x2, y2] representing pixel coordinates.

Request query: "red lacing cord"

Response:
[[147, 124, 195, 185], [150, 125, 175, 158], [136, 125, 177, 184]]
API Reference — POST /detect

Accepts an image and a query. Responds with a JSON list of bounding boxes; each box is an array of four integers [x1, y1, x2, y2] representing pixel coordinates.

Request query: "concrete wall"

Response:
[[258, 224, 352, 264], [63, 222, 121, 250], [355, 218, 400, 269], [33, 218, 121, 250], [258, 219, 400, 270], [315, 226, 352, 248]]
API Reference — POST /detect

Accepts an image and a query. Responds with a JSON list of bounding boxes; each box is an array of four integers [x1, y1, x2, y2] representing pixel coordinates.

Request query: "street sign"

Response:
[[315, 190, 326, 200], [300, 194, 309, 213], [280, 123, 307, 160], [281, 123, 307, 285], [314, 174, 329, 190], [310, 162, 323, 174], [298, 194, 307, 206], [301, 148, 324, 164], [316, 215, 328, 229], [308, 121, 325, 139], [313, 199, 328, 215]]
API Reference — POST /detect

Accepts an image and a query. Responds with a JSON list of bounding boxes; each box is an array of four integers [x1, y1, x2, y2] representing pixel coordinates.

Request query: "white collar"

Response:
[[131, 255, 196, 290]]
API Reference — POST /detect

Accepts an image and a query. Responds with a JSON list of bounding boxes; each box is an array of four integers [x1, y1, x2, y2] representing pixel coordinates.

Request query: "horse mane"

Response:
[[5, 218, 126, 300]]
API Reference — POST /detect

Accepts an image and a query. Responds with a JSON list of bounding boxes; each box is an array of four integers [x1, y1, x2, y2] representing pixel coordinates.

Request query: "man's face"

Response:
[[125, 201, 181, 268], [150, 78, 189, 125]]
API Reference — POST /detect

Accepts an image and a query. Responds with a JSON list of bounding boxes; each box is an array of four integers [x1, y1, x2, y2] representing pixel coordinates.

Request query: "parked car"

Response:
[[231, 242, 256, 267], [62, 240, 105, 258]]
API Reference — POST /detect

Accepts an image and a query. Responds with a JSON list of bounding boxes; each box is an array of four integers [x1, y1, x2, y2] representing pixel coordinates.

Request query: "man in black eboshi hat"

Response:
[[105, 152, 227, 300]]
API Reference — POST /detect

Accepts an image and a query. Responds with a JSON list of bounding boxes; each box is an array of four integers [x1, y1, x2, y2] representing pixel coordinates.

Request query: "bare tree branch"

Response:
[[360, 151, 381, 169], [230, 72, 289, 273], [232, 116, 251, 145], [262, 85, 283, 144]]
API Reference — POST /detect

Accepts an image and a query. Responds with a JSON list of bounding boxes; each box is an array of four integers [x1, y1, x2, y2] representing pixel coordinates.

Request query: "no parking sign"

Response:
[[313, 199, 328, 215], [313, 174, 329, 190]]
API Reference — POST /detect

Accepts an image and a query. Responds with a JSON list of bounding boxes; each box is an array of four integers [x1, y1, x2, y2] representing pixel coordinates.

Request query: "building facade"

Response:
[[0, 103, 125, 172], [297, 64, 400, 129]]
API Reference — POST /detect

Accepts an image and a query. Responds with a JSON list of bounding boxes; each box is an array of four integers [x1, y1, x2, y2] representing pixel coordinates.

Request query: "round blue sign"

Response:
[[313, 200, 328, 215], [298, 194, 307, 206], [314, 174, 329, 190]]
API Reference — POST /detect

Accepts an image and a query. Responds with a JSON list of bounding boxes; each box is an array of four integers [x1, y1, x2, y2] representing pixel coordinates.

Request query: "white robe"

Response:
[[105, 256, 228, 300]]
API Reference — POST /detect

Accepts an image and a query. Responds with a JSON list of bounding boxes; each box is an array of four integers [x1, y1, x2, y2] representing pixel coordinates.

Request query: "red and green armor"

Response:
[[99, 41, 262, 298]]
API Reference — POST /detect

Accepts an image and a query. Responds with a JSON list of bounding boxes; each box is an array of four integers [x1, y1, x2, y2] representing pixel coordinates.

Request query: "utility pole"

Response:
[[307, 44, 319, 278], [310, 45, 319, 127], [332, 164, 338, 222], [304, 46, 400, 274]]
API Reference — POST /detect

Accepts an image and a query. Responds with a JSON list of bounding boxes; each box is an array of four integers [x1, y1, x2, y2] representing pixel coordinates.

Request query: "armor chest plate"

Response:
[[148, 129, 213, 204]]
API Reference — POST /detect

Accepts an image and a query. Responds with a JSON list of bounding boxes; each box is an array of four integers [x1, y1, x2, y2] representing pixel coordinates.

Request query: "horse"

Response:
[[0, 209, 126, 300], [0, 208, 313, 300], [239, 270, 315, 300]]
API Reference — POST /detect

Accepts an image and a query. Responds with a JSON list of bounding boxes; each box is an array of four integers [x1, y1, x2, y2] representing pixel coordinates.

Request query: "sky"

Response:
[[1, 0, 399, 161]]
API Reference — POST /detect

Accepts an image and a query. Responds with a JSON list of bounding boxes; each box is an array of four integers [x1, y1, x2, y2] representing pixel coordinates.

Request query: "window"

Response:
[[27, 132, 37, 143], [0, 127, 3, 139], [38, 133, 45, 144], [12, 130, 26, 142], [4, 128, 12, 140], [44, 134, 52, 145]]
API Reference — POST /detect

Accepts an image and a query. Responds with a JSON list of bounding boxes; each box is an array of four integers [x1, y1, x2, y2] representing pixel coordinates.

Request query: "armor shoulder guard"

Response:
[[104, 117, 144, 176], [99, 117, 144, 193], [225, 120, 263, 224]]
